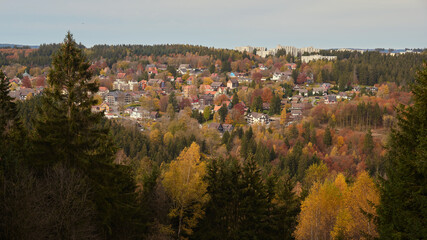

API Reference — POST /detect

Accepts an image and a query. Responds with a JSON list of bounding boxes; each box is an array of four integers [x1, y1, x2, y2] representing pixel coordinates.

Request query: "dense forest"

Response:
[[0, 33, 426, 239]]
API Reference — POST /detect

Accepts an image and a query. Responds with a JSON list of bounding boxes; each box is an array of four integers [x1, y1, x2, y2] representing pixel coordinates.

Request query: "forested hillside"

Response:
[[0, 33, 425, 239]]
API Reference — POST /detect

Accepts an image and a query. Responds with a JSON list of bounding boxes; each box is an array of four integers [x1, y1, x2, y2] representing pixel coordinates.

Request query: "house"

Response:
[[291, 103, 304, 110], [337, 92, 349, 100], [130, 108, 159, 120], [113, 79, 129, 91], [262, 103, 270, 111], [187, 76, 195, 85], [222, 124, 234, 132], [145, 64, 158, 75], [91, 102, 110, 113], [211, 82, 225, 91], [183, 85, 197, 97], [98, 86, 109, 96], [291, 109, 302, 117], [117, 72, 126, 80], [128, 81, 139, 91], [298, 88, 308, 97], [246, 112, 270, 125], [147, 79, 165, 88], [199, 84, 213, 94], [227, 79, 239, 89], [106, 91, 119, 105], [8, 88, 35, 100], [131, 108, 149, 120], [237, 77, 252, 83], [312, 87, 324, 95], [140, 80, 147, 90], [124, 93, 132, 104], [207, 123, 233, 134], [156, 64, 167, 71], [105, 91, 132, 105], [178, 64, 192, 75], [150, 111, 160, 120], [322, 83, 331, 92], [325, 95, 337, 104], [208, 122, 223, 133], [285, 63, 297, 70], [199, 94, 214, 106]]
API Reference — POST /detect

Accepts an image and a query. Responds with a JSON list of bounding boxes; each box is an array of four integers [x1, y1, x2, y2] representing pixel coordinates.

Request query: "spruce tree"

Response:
[[239, 154, 270, 238], [323, 126, 332, 147], [231, 92, 239, 106], [168, 91, 178, 112], [269, 94, 281, 115], [376, 64, 427, 239], [31, 32, 144, 238], [0, 71, 26, 172], [0, 71, 16, 134], [218, 103, 228, 123]]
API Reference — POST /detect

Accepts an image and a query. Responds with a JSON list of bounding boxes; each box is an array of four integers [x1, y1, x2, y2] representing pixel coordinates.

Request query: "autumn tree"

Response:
[[295, 174, 346, 240], [280, 107, 287, 126], [332, 171, 379, 239], [162, 142, 208, 239], [203, 106, 211, 122]]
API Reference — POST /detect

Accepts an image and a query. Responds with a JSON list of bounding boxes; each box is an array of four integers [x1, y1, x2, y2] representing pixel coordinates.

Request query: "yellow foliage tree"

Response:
[[304, 161, 329, 187], [331, 171, 379, 239], [163, 132, 174, 146], [280, 108, 287, 125], [203, 77, 213, 85], [336, 136, 345, 149], [149, 128, 162, 145], [295, 179, 344, 240], [161, 143, 208, 239]]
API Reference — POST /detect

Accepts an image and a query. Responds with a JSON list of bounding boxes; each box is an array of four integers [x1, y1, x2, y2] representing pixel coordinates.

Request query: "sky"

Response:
[[1, 0, 426, 49]]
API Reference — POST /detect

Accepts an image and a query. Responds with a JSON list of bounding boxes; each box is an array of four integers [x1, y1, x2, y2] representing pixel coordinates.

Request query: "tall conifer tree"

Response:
[[31, 32, 143, 238], [376, 64, 427, 239]]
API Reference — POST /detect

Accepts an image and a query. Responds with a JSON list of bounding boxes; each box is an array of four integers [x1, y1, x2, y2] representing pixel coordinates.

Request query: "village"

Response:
[[6, 57, 379, 135]]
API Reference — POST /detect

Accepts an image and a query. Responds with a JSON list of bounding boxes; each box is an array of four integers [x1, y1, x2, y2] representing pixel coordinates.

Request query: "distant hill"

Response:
[[0, 44, 39, 49]]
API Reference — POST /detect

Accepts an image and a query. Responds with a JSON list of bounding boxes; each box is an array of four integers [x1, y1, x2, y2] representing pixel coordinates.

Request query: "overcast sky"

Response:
[[1, 0, 426, 49]]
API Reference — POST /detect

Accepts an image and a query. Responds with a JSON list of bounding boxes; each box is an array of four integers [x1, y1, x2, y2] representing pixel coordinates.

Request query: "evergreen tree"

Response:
[[323, 126, 332, 147], [30, 32, 144, 238], [194, 157, 242, 240], [376, 64, 427, 239], [221, 60, 231, 73], [218, 103, 228, 123], [252, 96, 263, 112], [239, 154, 270, 238], [363, 129, 374, 156], [269, 94, 281, 115], [168, 91, 179, 112], [276, 177, 300, 240], [0, 70, 26, 175], [209, 64, 216, 74], [231, 92, 239, 106], [0, 71, 16, 135]]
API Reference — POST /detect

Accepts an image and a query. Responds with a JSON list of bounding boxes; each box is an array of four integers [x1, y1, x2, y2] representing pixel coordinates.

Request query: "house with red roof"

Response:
[[117, 72, 126, 79]]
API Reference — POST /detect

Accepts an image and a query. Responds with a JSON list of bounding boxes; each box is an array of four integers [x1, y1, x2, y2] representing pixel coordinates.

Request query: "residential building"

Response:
[[301, 55, 337, 63], [246, 112, 270, 125], [227, 79, 239, 89]]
